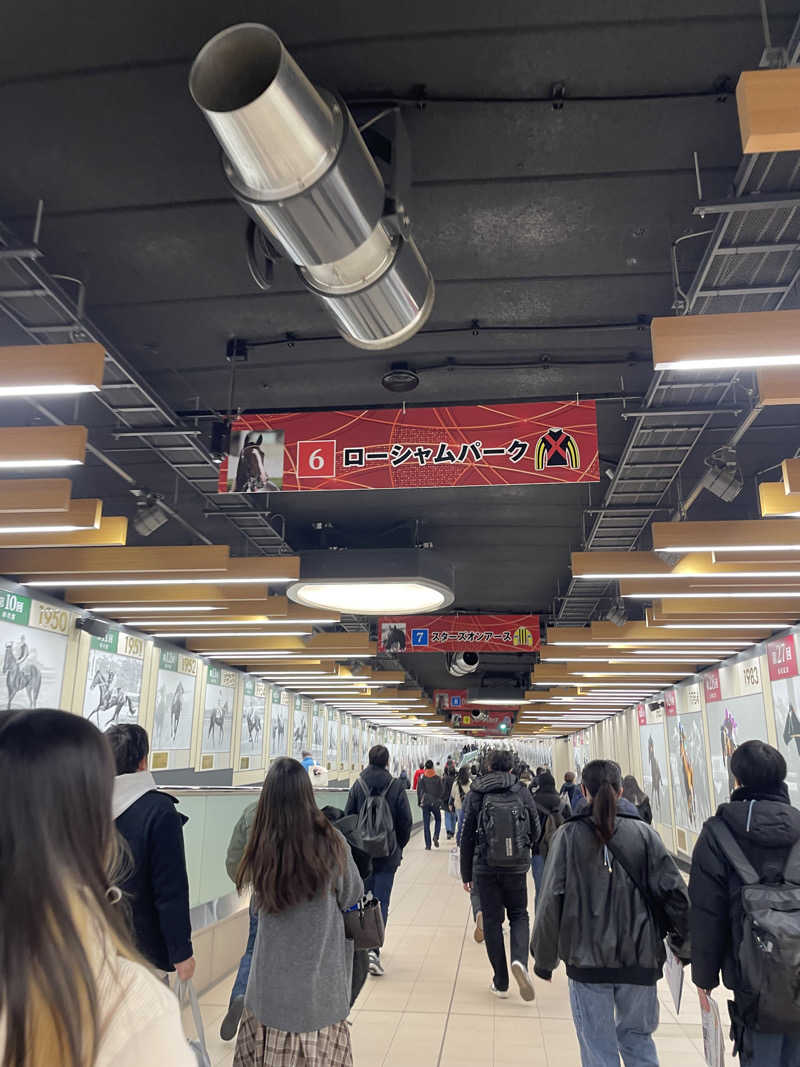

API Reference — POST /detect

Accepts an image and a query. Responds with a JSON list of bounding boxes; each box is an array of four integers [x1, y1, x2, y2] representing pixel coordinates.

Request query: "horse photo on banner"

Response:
[[270, 687, 289, 758], [200, 665, 235, 767], [83, 629, 144, 731], [639, 704, 669, 825], [0, 590, 69, 712], [240, 677, 267, 768], [665, 685, 712, 836]]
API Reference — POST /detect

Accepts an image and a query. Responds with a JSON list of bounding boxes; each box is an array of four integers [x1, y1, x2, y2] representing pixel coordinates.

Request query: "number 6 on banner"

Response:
[[297, 440, 336, 478]]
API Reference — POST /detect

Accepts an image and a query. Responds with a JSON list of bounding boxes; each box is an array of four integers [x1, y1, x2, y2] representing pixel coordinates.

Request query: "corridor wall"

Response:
[[575, 626, 800, 860]]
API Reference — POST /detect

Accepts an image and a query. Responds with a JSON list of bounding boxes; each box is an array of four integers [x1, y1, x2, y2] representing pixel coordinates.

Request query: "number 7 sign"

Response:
[[297, 440, 336, 478]]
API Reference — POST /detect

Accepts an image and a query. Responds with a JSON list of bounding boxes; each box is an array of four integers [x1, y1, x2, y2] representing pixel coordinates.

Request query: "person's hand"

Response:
[[175, 957, 196, 982], [463, 882, 472, 892], [697, 987, 712, 1011]]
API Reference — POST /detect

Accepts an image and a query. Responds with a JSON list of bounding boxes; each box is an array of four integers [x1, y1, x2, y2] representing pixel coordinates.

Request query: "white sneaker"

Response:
[[368, 951, 384, 977], [489, 982, 509, 999], [511, 960, 536, 1002]]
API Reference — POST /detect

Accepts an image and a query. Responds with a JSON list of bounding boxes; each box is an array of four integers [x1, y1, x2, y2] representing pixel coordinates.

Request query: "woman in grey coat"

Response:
[[233, 757, 363, 1067]]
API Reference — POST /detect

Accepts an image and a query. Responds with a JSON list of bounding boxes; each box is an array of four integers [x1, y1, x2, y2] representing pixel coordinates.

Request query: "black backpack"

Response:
[[478, 787, 532, 868], [354, 778, 397, 859], [708, 818, 800, 1033]]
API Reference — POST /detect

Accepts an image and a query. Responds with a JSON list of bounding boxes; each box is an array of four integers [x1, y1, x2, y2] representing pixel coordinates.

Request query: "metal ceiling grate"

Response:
[[556, 29, 800, 625], [0, 218, 291, 555]]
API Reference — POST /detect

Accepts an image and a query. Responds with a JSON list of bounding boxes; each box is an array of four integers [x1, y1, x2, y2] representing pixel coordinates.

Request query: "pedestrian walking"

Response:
[[417, 759, 444, 849]]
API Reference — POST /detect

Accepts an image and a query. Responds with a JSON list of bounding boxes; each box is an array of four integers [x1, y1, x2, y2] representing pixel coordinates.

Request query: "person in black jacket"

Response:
[[621, 775, 653, 825], [345, 744, 412, 977], [460, 749, 541, 1002], [530, 771, 570, 897], [107, 724, 194, 979], [532, 759, 689, 1067], [689, 740, 800, 1066], [417, 760, 445, 849]]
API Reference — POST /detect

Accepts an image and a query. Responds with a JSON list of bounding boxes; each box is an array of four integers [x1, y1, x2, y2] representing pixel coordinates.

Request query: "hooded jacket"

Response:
[[113, 772, 193, 972], [417, 768, 445, 810], [689, 784, 800, 994], [532, 778, 571, 855], [344, 764, 413, 872], [459, 771, 541, 880], [532, 808, 689, 986]]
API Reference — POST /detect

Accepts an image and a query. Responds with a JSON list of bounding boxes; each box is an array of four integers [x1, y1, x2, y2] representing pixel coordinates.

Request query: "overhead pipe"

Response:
[[190, 23, 434, 350]]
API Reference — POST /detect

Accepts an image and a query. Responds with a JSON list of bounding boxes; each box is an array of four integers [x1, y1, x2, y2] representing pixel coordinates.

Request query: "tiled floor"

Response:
[[191, 830, 733, 1065]]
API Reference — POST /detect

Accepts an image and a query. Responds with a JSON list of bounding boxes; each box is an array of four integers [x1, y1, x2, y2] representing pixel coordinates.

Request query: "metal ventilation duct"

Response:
[[190, 23, 435, 350]]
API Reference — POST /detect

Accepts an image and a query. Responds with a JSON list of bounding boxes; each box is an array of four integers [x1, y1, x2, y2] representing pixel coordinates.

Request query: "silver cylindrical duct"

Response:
[[190, 23, 434, 350]]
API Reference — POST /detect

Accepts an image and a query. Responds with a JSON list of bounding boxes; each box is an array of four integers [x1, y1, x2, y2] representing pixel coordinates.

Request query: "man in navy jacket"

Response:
[[107, 723, 195, 979]]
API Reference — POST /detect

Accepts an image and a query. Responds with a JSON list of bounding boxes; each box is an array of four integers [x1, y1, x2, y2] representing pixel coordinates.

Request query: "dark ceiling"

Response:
[[2, 2, 800, 697]]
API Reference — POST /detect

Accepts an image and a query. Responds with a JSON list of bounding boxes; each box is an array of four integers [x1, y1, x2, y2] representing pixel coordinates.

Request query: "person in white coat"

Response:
[[0, 709, 195, 1067]]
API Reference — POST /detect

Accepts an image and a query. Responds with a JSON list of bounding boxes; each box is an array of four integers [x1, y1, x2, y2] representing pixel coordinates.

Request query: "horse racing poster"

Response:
[[768, 634, 800, 806], [704, 659, 768, 808], [638, 703, 670, 827], [152, 647, 198, 758], [311, 702, 325, 762], [327, 709, 339, 768], [664, 683, 712, 843], [200, 665, 236, 767], [269, 687, 289, 758], [239, 677, 267, 769], [292, 694, 310, 758], [83, 628, 144, 730], [0, 589, 69, 711]]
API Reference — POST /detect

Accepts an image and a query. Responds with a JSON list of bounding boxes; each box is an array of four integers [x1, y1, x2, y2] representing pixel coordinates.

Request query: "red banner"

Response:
[[379, 614, 540, 654], [220, 402, 599, 493], [637, 703, 647, 726], [704, 669, 722, 703], [449, 709, 514, 735], [434, 689, 468, 710], [664, 689, 677, 717], [767, 635, 799, 681]]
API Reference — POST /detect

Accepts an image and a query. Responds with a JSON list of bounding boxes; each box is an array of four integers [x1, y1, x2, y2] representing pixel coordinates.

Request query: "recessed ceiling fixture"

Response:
[[288, 549, 454, 615]]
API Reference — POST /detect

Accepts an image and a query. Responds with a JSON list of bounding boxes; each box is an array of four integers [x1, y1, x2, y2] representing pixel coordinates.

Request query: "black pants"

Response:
[[422, 805, 441, 847], [475, 868, 530, 992]]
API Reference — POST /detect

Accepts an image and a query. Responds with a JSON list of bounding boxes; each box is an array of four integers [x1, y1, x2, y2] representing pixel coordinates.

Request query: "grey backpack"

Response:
[[355, 778, 397, 858], [708, 818, 800, 1033]]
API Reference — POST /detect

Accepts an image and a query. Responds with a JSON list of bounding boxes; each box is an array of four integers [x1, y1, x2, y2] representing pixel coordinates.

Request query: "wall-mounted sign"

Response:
[[83, 628, 145, 730], [240, 677, 267, 764], [270, 686, 289, 757], [768, 635, 798, 682], [665, 690, 677, 717], [153, 647, 198, 752], [220, 401, 599, 493], [0, 589, 70, 711], [379, 614, 540, 654]]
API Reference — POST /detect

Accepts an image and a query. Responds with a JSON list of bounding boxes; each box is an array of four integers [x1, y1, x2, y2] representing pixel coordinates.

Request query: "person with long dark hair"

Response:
[[621, 774, 653, 825], [0, 709, 194, 1067], [532, 759, 689, 1066], [233, 757, 363, 1067]]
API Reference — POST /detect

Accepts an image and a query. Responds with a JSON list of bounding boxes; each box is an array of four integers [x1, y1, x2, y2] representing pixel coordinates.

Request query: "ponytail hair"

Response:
[[581, 759, 623, 844]]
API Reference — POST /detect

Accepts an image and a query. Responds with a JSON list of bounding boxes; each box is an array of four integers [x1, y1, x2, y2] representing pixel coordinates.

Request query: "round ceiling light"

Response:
[[288, 578, 453, 615], [382, 363, 420, 392]]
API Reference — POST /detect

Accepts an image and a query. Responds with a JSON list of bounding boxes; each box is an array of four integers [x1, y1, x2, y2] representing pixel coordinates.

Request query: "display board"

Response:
[[83, 628, 145, 730], [768, 634, 800, 805], [638, 705, 669, 825], [239, 677, 267, 770], [572, 731, 592, 778], [151, 647, 199, 766], [292, 695, 310, 758], [0, 589, 70, 710], [200, 665, 236, 769], [311, 702, 325, 762], [341, 715, 352, 769], [704, 659, 768, 808], [665, 684, 713, 837], [269, 687, 289, 758], [327, 709, 339, 767]]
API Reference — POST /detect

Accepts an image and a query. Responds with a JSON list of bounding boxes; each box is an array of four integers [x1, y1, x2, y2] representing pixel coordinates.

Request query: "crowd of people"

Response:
[[2, 710, 800, 1066]]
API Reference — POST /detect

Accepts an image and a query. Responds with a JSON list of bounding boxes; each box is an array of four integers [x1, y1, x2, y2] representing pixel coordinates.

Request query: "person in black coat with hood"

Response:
[[106, 724, 194, 978], [530, 771, 571, 897], [345, 743, 412, 977], [689, 740, 800, 1066]]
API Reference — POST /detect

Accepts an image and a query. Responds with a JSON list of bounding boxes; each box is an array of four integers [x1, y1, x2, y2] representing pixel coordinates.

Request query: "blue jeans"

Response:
[[422, 806, 441, 848], [230, 900, 259, 1002], [568, 980, 659, 1067], [531, 853, 545, 898], [365, 868, 396, 928], [742, 1031, 800, 1066], [444, 809, 457, 836], [456, 808, 466, 846]]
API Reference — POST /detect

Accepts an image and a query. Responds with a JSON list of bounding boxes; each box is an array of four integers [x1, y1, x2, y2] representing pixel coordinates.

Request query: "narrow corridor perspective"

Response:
[[186, 830, 729, 1067]]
